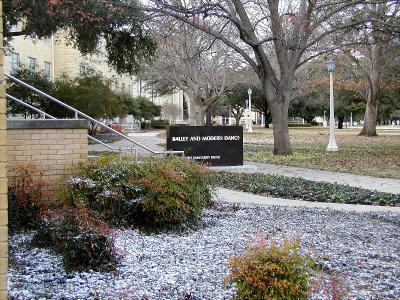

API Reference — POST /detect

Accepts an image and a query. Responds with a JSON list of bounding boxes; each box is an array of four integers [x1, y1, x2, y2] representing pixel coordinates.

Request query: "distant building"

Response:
[[5, 30, 184, 123]]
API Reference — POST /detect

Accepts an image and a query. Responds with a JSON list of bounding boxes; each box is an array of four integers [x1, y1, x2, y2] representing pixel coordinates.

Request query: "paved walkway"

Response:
[[89, 130, 164, 156], [212, 162, 400, 194], [215, 188, 400, 213]]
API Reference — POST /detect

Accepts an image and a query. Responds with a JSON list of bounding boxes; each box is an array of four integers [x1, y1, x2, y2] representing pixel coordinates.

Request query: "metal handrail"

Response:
[[6, 93, 115, 150], [5, 73, 184, 156]]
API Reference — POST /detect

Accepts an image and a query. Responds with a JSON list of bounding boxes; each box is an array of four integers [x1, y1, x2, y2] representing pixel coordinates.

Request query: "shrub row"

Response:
[[288, 123, 312, 127], [151, 119, 170, 129], [211, 172, 400, 206], [64, 155, 213, 231]]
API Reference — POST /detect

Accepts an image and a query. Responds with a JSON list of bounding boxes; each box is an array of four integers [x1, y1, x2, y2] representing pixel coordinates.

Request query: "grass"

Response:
[[244, 126, 400, 179]]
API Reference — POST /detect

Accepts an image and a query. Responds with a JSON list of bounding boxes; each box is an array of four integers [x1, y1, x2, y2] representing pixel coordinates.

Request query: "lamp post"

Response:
[[245, 99, 249, 130], [248, 88, 253, 132], [350, 112, 353, 128], [326, 58, 338, 152]]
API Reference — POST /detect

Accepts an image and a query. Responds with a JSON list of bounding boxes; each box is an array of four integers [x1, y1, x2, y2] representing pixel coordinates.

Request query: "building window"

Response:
[[28, 57, 36, 73], [122, 83, 126, 93], [43, 35, 51, 45], [44, 62, 52, 80], [79, 64, 86, 77], [10, 52, 20, 73], [10, 24, 18, 32]]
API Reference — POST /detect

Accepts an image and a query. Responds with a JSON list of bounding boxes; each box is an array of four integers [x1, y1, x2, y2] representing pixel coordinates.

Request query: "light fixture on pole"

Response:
[[350, 112, 353, 128], [248, 88, 253, 132], [326, 58, 338, 152], [245, 99, 249, 130]]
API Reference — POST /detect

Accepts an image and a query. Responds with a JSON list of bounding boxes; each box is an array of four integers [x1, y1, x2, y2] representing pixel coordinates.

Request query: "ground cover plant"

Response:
[[212, 172, 400, 206], [63, 155, 213, 231], [244, 127, 400, 179]]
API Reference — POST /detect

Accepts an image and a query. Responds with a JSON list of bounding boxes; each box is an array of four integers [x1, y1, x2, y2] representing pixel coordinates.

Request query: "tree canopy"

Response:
[[7, 69, 127, 134], [3, 0, 156, 74], [118, 94, 161, 120], [145, 0, 400, 155], [6, 68, 53, 118]]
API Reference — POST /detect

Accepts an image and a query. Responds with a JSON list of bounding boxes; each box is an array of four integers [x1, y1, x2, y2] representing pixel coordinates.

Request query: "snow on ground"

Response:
[[8, 203, 400, 299]]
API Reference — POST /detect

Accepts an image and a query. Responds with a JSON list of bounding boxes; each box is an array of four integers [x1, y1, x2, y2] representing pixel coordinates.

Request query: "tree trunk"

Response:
[[269, 98, 292, 155], [264, 112, 271, 128], [359, 100, 378, 136], [189, 99, 205, 126], [338, 116, 344, 129], [305, 116, 314, 123], [205, 107, 212, 126], [359, 43, 381, 137], [235, 115, 240, 126], [264, 100, 270, 128]]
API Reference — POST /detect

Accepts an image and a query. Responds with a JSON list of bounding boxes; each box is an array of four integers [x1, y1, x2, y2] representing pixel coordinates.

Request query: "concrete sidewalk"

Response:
[[215, 188, 400, 214], [212, 161, 400, 194]]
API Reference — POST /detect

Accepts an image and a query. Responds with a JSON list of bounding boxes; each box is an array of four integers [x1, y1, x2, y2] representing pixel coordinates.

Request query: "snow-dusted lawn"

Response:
[[9, 203, 400, 299]]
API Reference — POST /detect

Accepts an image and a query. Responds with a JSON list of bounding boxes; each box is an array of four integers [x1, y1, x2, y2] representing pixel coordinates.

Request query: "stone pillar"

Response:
[[0, 2, 8, 299]]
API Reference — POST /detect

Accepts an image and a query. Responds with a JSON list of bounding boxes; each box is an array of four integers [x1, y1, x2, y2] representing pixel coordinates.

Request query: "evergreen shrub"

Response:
[[151, 119, 169, 129], [64, 155, 212, 230], [226, 237, 315, 300], [31, 206, 116, 273], [62, 231, 117, 273]]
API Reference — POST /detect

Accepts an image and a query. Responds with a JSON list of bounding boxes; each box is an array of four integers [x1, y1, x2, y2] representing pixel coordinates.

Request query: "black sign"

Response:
[[166, 126, 243, 166]]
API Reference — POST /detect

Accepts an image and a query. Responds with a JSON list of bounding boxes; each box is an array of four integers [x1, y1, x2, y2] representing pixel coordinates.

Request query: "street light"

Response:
[[245, 99, 249, 130], [350, 112, 353, 128], [326, 58, 338, 152], [248, 88, 253, 132]]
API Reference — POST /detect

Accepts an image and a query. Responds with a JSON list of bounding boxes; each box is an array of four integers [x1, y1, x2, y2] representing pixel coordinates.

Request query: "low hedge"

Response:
[[211, 172, 400, 206], [64, 155, 213, 231], [288, 123, 312, 127], [151, 119, 169, 129]]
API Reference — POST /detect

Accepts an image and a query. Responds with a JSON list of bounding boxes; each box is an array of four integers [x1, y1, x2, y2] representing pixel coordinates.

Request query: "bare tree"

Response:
[[142, 19, 232, 125], [144, 0, 395, 155], [342, 3, 400, 136], [162, 102, 181, 123]]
